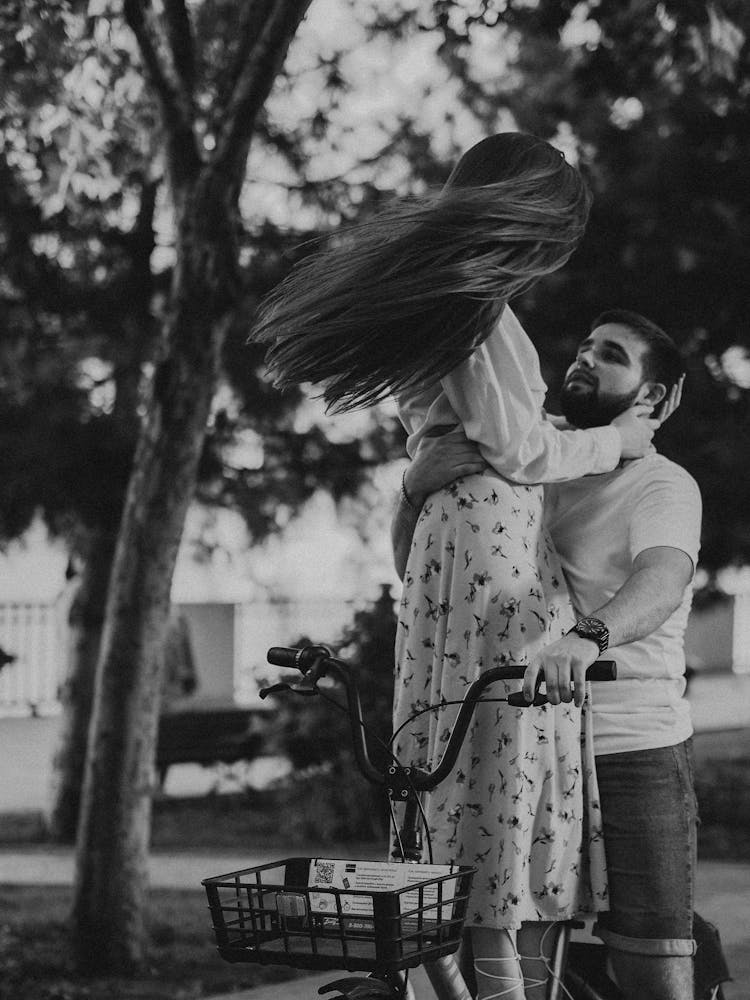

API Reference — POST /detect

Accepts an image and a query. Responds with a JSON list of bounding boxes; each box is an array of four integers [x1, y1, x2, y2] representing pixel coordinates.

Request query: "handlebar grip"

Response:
[[266, 645, 332, 672], [267, 646, 301, 668], [586, 659, 617, 681]]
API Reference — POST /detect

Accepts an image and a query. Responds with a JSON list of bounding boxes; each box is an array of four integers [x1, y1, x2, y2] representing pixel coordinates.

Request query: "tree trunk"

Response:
[[71, 182, 231, 972], [48, 177, 156, 844], [70, 0, 313, 972], [48, 530, 117, 842]]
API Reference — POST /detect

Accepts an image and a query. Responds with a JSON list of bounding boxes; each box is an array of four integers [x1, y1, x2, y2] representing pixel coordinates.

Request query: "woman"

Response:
[[252, 133, 656, 999]]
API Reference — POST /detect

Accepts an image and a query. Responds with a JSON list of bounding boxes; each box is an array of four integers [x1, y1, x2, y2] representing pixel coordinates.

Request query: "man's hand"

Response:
[[523, 633, 601, 708], [610, 374, 685, 460], [653, 374, 685, 426], [404, 428, 486, 507]]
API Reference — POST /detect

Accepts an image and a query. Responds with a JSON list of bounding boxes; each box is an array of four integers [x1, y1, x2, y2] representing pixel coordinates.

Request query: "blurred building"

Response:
[[1, 590, 748, 720], [1, 518, 749, 817]]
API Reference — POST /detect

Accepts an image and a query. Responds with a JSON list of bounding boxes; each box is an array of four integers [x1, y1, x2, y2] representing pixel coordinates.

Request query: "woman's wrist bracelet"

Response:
[[400, 469, 418, 511]]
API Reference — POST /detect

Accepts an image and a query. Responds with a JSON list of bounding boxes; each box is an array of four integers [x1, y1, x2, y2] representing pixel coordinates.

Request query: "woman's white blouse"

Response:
[[395, 306, 621, 485]]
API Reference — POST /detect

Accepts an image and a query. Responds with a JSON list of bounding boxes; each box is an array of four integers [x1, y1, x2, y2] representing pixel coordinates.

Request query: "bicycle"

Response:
[[202, 644, 729, 1000]]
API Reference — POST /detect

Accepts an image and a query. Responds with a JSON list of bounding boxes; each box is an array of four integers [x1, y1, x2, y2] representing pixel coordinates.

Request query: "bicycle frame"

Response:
[[203, 646, 616, 1000], [252, 645, 617, 1000]]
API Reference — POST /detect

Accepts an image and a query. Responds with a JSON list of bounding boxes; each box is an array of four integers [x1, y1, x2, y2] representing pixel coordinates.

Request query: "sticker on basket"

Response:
[[308, 859, 457, 919]]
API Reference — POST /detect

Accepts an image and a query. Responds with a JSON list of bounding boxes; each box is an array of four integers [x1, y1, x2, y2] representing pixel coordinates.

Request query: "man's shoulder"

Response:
[[546, 452, 700, 512], [628, 452, 699, 488], [624, 452, 702, 507]]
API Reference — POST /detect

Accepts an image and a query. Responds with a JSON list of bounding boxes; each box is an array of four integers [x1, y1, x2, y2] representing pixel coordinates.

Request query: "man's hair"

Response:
[[590, 309, 683, 390]]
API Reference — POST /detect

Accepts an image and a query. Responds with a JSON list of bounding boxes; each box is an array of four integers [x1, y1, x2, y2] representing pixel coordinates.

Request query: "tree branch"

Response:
[[212, 0, 313, 178], [122, 0, 183, 128], [162, 0, 196, 99], [214, 0, 276, 120], [122, 0, 201, 184]]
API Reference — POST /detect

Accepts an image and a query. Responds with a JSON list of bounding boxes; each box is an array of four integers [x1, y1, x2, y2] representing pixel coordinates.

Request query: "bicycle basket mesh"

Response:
[[202, 857, 475, 972]]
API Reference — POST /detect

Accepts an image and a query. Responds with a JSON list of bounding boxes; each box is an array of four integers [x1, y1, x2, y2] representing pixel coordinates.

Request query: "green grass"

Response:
[[0, 784, 387, 1000], [0, 883, 301, 1000], [150, 782, 388, 851], [151, 788, 283, 850], [150, 787, 750, 861]]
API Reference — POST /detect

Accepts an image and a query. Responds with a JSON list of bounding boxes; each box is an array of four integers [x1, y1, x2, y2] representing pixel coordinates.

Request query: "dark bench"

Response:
[[156, 701, 273, 784]]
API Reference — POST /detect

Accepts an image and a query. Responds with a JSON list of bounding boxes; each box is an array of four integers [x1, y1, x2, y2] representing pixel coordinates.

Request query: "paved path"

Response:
[[1, 849, 747, 999]]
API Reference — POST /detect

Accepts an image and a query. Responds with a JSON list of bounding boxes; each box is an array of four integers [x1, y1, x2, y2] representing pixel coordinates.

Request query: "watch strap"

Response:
[[569, 616, 609, 654]]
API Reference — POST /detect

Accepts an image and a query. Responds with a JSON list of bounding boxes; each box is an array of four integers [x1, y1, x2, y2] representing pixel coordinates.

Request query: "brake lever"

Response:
[[260, 650, 334, 700]]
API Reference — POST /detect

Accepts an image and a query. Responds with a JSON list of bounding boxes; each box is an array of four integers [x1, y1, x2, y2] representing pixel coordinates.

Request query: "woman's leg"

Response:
[[516, 921, 558, 1000], [471, 926, 525, 1000]]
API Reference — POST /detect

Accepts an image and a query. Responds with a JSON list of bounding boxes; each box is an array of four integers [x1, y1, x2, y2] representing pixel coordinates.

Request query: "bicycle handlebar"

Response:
[[263, 645, 616, 792]]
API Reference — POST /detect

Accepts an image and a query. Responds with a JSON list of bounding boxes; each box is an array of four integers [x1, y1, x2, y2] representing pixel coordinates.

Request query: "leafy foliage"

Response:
[[0, 3, 156, 547], [1, 0, 748, 974], [435, 0, 750, 570], [0, 2, 415, 564], [4, 2, 747, 575], [270, 584, 398, 841]]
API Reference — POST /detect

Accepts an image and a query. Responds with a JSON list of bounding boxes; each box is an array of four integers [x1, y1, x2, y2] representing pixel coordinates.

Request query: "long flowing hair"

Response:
[[251, 133, 592, 411]]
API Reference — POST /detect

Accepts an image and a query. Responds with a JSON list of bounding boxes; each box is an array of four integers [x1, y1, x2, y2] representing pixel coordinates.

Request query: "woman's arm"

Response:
[[392, 497, 419, 582], [440, 307, 653, 483]]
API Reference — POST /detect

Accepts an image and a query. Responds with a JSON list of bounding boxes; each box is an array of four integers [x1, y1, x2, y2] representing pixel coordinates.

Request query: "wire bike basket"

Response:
[[203, 857, 475, 973]]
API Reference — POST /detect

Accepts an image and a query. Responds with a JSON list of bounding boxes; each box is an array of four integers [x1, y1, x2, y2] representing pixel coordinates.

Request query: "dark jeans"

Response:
[[592, 739, 698, 957]]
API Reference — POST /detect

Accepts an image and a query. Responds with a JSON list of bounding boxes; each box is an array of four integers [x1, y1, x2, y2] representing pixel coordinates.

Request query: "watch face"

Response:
[[574, 618, 608, 651]]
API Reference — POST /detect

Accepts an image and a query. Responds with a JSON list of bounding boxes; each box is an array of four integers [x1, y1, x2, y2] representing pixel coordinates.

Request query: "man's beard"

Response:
[[560, 381, 640, 429]]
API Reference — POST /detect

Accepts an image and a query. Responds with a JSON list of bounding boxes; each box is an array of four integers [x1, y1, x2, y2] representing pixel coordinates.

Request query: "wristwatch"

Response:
[[569, 617, 609, 654]]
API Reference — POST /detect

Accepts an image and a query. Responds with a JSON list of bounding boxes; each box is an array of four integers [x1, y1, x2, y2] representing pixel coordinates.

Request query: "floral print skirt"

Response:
[[393, 471, 608, 929]]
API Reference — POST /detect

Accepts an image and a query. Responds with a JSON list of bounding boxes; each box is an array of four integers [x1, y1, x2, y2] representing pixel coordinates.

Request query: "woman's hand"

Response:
[[611, 405, 659, 460]]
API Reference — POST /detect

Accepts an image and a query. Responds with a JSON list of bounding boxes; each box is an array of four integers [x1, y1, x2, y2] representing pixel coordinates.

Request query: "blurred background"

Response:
[[0, 1, 749, 997]]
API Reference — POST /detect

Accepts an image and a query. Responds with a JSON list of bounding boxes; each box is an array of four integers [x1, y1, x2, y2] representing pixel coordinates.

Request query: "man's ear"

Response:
[[636, 381, 667, 407]]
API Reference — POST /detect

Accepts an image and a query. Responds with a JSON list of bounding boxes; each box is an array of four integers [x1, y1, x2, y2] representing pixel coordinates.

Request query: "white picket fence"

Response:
[[0, 594, 355, 718], [0, 601, 65, 717]]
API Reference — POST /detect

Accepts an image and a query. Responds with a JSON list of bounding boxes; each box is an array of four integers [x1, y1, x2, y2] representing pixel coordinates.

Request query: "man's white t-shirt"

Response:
[[545, 454, 702, 756]]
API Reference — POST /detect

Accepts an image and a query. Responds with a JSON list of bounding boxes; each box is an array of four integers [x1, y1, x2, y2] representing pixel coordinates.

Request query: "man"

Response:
[[393, 310, 702, 1000]]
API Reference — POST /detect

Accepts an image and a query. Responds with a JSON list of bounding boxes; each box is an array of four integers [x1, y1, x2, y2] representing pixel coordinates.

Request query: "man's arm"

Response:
[[392, 495, 420, 582], [523, 545, 694, 706], [391, 432, 485, 580]]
